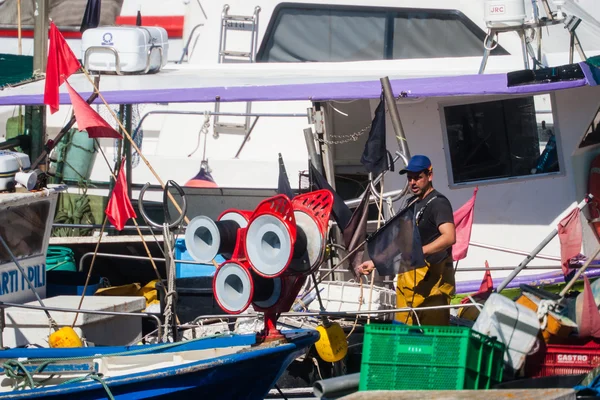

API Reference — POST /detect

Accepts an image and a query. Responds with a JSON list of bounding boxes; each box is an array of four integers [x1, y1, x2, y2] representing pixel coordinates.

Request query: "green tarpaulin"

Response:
[[0, 54, 34, 89]]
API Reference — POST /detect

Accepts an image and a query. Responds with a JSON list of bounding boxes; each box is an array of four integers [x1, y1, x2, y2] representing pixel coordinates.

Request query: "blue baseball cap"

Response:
[[399, 155, 432, 174]]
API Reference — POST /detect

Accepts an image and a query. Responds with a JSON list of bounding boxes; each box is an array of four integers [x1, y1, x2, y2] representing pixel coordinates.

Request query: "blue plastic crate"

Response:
[[174, 238, 224, 278]]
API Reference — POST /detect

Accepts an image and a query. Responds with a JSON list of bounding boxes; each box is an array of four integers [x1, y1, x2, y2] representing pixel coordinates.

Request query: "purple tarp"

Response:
[[0, 62, 596, 106], [456, 261, 600, 294]]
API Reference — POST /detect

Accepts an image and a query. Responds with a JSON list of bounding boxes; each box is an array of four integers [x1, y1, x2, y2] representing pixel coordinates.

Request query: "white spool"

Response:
[[185, 215, 220, 263], [214, 262, 253, 314], [245, 214, 293, 277], [218, 211, 249, 228], [294, 211, 323, 270]]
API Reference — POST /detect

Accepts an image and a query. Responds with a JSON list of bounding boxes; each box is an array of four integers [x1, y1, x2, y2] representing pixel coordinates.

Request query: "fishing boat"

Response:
[[0, 0, 598, 280], [3, 1, 600, 395], [0, 156, 322, 397], [0, 329, 319, 399]]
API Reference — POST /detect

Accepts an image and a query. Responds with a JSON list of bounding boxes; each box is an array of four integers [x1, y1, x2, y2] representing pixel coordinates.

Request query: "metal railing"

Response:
[[133, 110, 308, 140], [78, 252, 214, 273]]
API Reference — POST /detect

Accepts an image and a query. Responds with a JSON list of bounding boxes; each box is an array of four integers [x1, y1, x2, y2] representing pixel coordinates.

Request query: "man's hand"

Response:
[[358, 260, 375, 275]]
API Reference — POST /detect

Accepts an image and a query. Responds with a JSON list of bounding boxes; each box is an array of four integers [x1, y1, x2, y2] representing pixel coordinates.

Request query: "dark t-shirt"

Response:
[[409, 189, 454, 264]]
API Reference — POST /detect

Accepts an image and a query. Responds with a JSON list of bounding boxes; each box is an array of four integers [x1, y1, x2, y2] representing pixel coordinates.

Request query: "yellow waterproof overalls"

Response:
[[394, 198, 455, 325]]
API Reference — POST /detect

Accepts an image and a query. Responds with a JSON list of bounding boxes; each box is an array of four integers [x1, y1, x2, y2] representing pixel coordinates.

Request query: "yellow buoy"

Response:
[[315, 322, 348, 362], [49, 326, 83, 348]]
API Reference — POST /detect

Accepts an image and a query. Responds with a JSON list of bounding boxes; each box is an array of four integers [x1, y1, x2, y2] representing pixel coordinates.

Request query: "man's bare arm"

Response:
[[422, 222, 456, 256]]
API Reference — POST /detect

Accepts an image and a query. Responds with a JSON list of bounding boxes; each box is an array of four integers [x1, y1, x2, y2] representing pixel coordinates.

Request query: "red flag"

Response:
[[65, 81, 122, 139], [558, 207, 582, 275], [105, 161, 136, 231], [44, 22, 81, 114], [461, 260, 494, 304], [452, 187, 478, 261]]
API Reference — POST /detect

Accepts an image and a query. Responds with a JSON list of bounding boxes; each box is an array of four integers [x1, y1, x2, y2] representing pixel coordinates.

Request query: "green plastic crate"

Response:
[[359, 324, 505, 391]]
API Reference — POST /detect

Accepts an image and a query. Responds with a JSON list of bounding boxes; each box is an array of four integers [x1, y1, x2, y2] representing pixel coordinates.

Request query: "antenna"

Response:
[[480, 0, 592, 73]]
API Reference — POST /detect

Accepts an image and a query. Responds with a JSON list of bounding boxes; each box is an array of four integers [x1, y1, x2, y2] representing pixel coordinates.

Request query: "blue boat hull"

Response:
[[0, 330, 319, 399]]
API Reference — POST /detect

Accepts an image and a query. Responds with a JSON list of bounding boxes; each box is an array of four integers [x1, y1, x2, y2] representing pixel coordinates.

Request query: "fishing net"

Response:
[[97, 104, 145, 168]]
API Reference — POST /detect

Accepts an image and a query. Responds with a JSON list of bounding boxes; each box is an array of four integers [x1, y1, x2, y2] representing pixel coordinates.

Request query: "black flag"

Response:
[[361, 94, 392, 176], [309, 162, 352, 230], [366, 204, 425, 276], [136, 10, 143, 26], [343, 191, 370, 279], [277, 153, 294, 199], [80, 0, 101, 33]]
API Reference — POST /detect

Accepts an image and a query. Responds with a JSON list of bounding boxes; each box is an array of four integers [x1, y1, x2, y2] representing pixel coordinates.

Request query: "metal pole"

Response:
[[133, 110, 306, 143], [29, 0, 49, 167], [233, 117, 259, 158], [559, 246, 600, 298], [380, 77, 410, 160], [33, 0, 48, 72], [304, 128, 323, 174], [125, 104, 133, 199], [496, 195, 591, 292], [17, 0, 22, 55]]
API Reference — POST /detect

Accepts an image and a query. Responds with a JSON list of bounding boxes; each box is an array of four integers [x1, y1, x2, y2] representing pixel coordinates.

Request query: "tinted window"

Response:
[[444, 95, 559, 184], [257, 4, 509, 62], [579, 105, 600, 148]]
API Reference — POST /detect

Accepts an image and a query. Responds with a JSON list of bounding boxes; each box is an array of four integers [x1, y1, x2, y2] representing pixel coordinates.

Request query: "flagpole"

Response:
[[496, 195, 591, 292], [366, 176, 385, 324], [17, 0, 22, 55], [71, 215, 109, 328], [81, 66, 224, 270], [94, 141, 171, 297]]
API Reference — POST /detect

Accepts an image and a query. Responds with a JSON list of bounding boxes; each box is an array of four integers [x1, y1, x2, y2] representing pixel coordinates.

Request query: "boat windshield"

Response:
[[0, 200, 50, 263]]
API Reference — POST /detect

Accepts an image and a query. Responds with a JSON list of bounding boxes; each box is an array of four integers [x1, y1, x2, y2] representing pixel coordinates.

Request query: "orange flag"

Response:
[[558, 208, 582, 275], [44, 22, 81, 114], [453, 187, 478, 261], [65, 81, 122, 139], [105, 161, 136, 231]]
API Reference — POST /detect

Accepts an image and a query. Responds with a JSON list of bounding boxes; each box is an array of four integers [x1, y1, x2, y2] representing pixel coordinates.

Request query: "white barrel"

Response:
[[484, 0, 526, 28]]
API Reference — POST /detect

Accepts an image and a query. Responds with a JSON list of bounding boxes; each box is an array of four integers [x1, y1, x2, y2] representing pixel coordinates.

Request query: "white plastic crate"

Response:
[[306, 281, 396, 321]]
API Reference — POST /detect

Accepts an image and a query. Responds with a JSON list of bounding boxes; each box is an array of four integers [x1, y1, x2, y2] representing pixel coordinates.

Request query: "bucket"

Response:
[[50, 129, 97, 182], [157, 276, 221, 323], [46, 246, 77, 272], [46, 271, 101, 297]]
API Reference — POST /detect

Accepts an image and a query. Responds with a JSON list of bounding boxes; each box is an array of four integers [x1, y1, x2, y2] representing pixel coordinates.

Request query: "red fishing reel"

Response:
[[210, 190, 333, 340]]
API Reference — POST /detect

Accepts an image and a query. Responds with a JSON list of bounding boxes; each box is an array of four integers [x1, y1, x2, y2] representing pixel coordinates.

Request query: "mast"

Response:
[[27, 0, 49, 165]]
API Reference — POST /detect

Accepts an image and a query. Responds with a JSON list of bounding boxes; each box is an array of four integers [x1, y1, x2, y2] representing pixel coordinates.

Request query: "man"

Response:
[[359, 155, 456, 325]]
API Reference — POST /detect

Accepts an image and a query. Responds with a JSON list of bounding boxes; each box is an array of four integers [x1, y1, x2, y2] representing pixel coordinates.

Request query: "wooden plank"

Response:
[[341, 389, 576, 400]]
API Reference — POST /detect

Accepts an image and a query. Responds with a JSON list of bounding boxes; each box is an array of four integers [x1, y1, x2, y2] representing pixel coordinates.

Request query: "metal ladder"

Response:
[[214, 5, 261, 137]]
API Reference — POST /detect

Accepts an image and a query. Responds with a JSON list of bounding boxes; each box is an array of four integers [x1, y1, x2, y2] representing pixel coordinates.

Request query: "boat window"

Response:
[[257, 4, 508, 62], [444, 94, 559, 184], [579, 105, 600, 148], [0, 201, 50, 263]]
